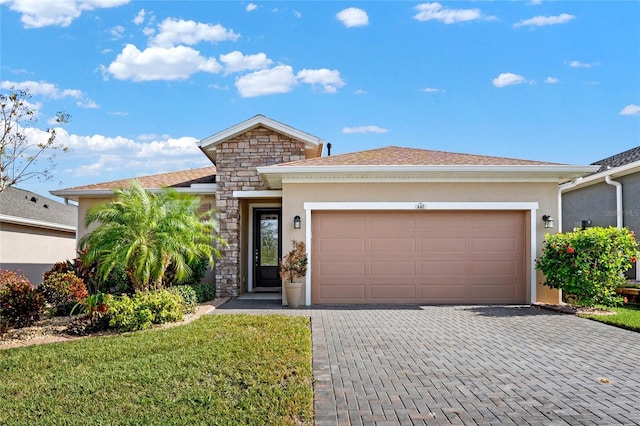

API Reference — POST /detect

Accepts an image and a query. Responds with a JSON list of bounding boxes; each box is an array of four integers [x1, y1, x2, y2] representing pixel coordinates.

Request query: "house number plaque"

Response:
[[415, 202, 425, 209]]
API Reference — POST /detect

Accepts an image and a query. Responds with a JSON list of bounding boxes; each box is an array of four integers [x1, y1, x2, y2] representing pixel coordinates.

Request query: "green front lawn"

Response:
[[0, 314, 313, 425], [579, 305, 640, 332]]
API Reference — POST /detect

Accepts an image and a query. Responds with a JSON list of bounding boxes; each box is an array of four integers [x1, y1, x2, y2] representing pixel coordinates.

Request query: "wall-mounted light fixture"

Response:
[[293, 215, 301, 229], [542, 215, 554, 229], [581, 219, 592, 230]]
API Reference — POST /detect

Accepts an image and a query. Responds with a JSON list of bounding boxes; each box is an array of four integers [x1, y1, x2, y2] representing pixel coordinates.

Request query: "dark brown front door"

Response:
[[254, 209, 281, 288]]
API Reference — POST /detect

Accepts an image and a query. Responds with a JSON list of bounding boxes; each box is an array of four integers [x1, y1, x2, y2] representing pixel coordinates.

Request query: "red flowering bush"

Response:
[[39, 271, 90, 316], [536, 227, 639, 307], [0, 270, 44, 328]]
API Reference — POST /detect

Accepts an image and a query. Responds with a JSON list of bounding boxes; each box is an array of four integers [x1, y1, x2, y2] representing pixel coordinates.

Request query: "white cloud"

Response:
[[354, 89, 367, 95], [342, 125, 389, 134], [514, 13, 575, 28], [107, 44, 222, 81], [297, 68, 345, 93], [336, 7, 369, 27], [133, 9, 145, 25], [41, 128, 208, 178], [423, 87, 444, 93], [235, 65, 298, 97], [544, 77, 559, 84], [492, 73, 527, 88], [293, 10, 302, 18], [1, 80, 98, 108], [109, 25, 125, 39], [568, 60, 597, 68], [246, 3, 257, 12], [528, 0, 543, 4], [2, 0, 130, 28], [219, 51, 272, 74], [150, 18, 240, 47], [620, 104, 640, 116], [414, 3, 485, 24]]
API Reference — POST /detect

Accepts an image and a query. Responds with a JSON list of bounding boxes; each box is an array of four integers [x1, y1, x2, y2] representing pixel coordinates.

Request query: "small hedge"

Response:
[[189, 282, 215, 303], [166, 285, 198, 313], [39, 271, 89, 316], [105, 290, 184, 332], [537, 226, 639, 307], [0, 270, 44, 328]]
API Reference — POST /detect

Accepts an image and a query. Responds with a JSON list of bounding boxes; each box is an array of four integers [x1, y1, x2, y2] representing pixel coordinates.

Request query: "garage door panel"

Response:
[[371, 261, 416, 276], [312, 211, 526, 304], [468, 261, 516, 276], [469, 237, 517, 252], [420, 261, 467, 275], [320, 285, 365, 301], [371, 238, 416, 253], [370, 284, 415, 300], [421, 237, 466, 252], [319, 261, 366, 276], [320, 239, 365, 254]]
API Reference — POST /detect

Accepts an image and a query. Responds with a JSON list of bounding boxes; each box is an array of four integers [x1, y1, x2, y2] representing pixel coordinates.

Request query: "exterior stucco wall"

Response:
[[209, 126, 306, 297], [0, 222, 76, 285], [281, 181, 561, 304]]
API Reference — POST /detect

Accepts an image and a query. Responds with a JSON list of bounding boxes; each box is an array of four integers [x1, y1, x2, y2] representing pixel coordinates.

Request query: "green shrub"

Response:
[[536, 227, 639, 307], [137, 290, 184, 324], [105, 290, 184, 332], [39, 272, 89, 316], [166, 285, 198, 313], [0, 270, 44, 328], [189, 282, 216, 303]]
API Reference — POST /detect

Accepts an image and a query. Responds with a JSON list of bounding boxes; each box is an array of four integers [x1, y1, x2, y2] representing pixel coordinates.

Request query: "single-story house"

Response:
[[0, 186, 77, 285], [52, 115, 598, 305], [560, 145, 640, 280]]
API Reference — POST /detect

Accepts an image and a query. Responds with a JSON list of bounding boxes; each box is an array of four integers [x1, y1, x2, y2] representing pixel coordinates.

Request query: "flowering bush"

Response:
[[0, 270, 44, 328], [536, 227, 639, 307], [280, 240, 307, 283], [39, 271, 89, 316]]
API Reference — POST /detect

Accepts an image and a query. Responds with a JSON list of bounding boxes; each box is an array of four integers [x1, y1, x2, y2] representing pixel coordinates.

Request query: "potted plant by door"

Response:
[[280, 240, 307, 308]]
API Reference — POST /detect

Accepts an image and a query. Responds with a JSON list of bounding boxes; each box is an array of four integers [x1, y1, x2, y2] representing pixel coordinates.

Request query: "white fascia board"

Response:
[[257, 164, 599, 189], [50, 186, 217, 201], [232, 190, 283, 198], [198, 115, 323, 149], [0, 214, 76, 233], [560, 160, 640, 193]]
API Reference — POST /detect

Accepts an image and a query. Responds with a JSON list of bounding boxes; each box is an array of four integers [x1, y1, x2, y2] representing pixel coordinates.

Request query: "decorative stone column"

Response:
[[213, 126, 305, 297]]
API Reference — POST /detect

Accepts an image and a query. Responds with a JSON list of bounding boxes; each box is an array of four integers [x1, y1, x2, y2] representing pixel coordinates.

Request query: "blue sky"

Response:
[[1, 0, 639, 199]]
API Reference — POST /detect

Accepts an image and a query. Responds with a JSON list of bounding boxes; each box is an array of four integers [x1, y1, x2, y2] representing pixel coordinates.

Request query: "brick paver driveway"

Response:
[[215, 301, 640, 425]]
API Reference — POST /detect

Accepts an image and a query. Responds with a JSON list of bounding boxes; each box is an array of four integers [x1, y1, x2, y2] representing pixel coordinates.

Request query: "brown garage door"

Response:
[[311, 210, 526, 304]]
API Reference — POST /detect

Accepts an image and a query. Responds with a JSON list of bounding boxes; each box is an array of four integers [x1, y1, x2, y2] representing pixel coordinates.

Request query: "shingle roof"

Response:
[[275, 146, 563, 167], [61, 166, 216, 191], [591, 145, 640, 174], [0, 187, 76, 227]]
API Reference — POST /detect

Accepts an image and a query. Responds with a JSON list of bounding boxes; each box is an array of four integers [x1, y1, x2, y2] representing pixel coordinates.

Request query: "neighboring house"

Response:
[[560, 145, 640, 280], [52, 115, 597, 305], [0, 187, 77, 285]]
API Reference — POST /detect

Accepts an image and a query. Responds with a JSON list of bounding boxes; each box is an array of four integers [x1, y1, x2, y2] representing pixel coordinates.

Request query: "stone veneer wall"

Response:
[[214, 126, 306, 297]]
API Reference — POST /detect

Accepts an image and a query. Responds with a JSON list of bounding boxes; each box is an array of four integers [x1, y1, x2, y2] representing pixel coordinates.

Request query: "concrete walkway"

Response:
[[215, 300, 640, 425]]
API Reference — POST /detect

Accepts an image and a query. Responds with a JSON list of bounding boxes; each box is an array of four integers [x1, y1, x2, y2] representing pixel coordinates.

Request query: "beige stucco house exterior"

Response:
[[52, 115, 598, 305]]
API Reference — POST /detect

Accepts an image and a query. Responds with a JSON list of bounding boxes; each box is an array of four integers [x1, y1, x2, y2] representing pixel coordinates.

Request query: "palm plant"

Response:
[[80, 180, 224, 293]]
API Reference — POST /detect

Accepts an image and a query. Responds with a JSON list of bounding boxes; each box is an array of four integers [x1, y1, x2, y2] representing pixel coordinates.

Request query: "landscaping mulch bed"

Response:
[[533, 303, 617, 316]]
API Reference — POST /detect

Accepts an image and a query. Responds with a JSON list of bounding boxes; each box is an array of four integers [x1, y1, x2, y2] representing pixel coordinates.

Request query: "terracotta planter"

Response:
[[284, 280, 303, 308]]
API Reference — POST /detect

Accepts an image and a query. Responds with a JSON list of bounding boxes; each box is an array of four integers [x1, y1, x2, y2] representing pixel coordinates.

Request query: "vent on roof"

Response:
[[30, 196, 37, 202], [43, 204, 49, 208], [327, 142, 332, 156]]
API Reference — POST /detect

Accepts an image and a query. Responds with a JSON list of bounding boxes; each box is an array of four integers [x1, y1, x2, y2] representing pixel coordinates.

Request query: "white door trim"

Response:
[[303, 201, 539, 306]]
